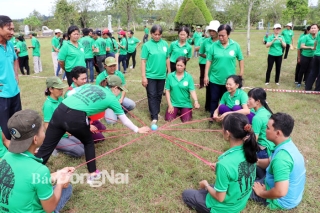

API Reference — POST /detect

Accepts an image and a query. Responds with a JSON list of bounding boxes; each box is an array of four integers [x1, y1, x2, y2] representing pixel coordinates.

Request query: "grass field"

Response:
[[19, 30, 320, 213]]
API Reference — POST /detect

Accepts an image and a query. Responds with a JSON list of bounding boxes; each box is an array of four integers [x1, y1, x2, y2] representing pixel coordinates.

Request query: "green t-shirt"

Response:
[[0, 151, 53, 212], [263, 35, 268, 43], [314, 31, 320, 56], [16, 41, 28, 57], [252, 107, 275, 156], [51, 36, 60, 52], [168, 40, 192, 62], [199, 37, 215, 65], [220, 88, 248, 109], [64, 82, 77, 98], [111, 38, 119, 53], [265, 139, 294, 210], [127, 37, 140, 53], [62, 84, 124, 116], [207, 39, 243, 85], [10, 36, 16, 47], [43, 96, 68, 138], [144, 28, 149, 35], [104, 37, 112, 53], [192, 31, 202, 46], [95, 70, 126, 100], [297, 34, 305, 50], [141, 38, 169, 79], [206, 145, 256, 213], [281, 29, 294, 44], [31, 37, 41, 56], [267, 34, 285, 56], [79, 36, 95, 59], [94, 37, 107, 56], [0, 127, 7, 158], [165, 71, 195, 108], [58, 41, 86, 72], [119, 37, 128, 55], [301, 34, 316, 57]]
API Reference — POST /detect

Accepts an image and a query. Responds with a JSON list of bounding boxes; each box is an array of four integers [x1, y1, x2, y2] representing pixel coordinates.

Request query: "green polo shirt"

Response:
[[94, 37, 107, 56], [144, 27, 149, 35], [96, 70, 125, 100], [206, 145, 256, 213], [104, 37, 112, 53], [128, 36, 140, 53], [263, 35, 268, 43], [207, 39, 243, 85], [110, 38, 118, 53], [265, 138, 294, 210], [0, 128, 7, 158], [64, 82, 77, 98], [252, 107, 275, 156], [315, 31, 320, 56], [62, 84, 124, 116], [297, 34, 305, 50], [16, 41, 28, 57], [0, 41, 20, 98], [192, 31, 202, 47], [119, 38, 128, 55], [165, 71, 195, 108], [301, 34, 316, 57], [220, 88, 248, 109], [43, 96, 68, 138], [281, 29, 294, 44], [31, 37, 41, 56], [58, 41, 86, 72], [141, 38, 169, 79], [267, 34, 285, 56], [0, 151, 53, 212], [197, 37, 206, 64], [168, 40, 192, 62], [51, 36, 60, 52], [199, 37, 216, 65], [79, 36, 95, 59]]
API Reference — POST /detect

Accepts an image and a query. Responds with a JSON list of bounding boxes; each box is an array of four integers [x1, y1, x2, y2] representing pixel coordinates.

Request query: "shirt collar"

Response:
[[229, 88, 240, 98], [275, 137, 292, 149], [173, 71, 186, 81], [47, 96, 60, 103], [218, 145, 243, 160], [20, 151, 43, 163]]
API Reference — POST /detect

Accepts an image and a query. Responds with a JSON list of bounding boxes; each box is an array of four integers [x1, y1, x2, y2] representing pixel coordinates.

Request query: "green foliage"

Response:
[[293, 25, 307, 31], [23, 16, 41, 31], [177, 0, 206, 26], [162, 31, 179, 41], [283, 0, 309, 24], [307, 6, 320, 24], [193, 0, 213, 23], [53, 0, 79, 31], [174, 0, 189, 23]]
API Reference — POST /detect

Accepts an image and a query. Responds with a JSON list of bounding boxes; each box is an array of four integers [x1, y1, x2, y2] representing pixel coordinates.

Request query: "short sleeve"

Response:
[[300, 36, 307, 45], [42, 102, 54, 123], [214, 163, 229, 192], [188, 75, 195, 91], [252, 116, 263, 135], [58, 44, 67, 61], [51, 38, 55, 46], [187, 45, 192, 59], [141, 43, 149, 59], [267, 36, 273, 43], [219, 92, 227, 105], [165, 75, 171, 90], [199, 40, 206, 54], [31, 39, 36, 47], [271, 150, 294, 182], [35, 166, 54, 200], [236, 43, 244, 60], [135, 37, 141, 43], [165, 41, 169, 58], [240, 91, 248, 105], [206, 45, 214, 62], [168, 42, 173, 56], [109, 97, 125, 115]]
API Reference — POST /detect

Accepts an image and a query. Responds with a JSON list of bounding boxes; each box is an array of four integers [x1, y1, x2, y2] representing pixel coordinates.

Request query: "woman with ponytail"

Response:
[[247, 88, 275, 178], [182, 113, 258, 213], [118, 30, 128, 73]]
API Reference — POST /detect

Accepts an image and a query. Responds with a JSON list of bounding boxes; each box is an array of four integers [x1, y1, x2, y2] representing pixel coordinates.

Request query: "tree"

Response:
[[53, 0, 79, 31], [193, 0, 213, 23], [76, 0, 98, 28], [23, 16, 41, 31], [283, 0, 309, 27], [156, 0, 180, 27], [261, 0, 287, 24]]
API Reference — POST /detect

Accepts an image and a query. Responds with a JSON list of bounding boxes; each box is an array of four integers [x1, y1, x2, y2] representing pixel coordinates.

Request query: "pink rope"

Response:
[[160, 108, 195, 129], [160, 128, 222, 132]]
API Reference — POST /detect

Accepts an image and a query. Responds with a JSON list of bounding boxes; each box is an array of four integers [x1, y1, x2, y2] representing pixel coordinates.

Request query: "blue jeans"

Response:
[[54, 184, 73, 213], [250, 178, 268, 206], [85, 58, 94, 82], [118, 54, 127, 72], [56, 63, 66, 80], [56, 136, 85, 157], [106, 53, 115, 58], [105, 97, 136, 124]]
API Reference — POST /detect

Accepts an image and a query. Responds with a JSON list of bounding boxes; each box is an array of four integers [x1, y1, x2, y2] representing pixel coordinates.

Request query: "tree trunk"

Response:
[[247, 1, 254, 56], [126, 3, 131, 30]]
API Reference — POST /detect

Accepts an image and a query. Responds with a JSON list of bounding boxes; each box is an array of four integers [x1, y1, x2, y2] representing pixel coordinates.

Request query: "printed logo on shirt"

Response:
[[131, 41, 134, 44], [237, 161, 255, 198], [163, 46, 167, 52], [183, 49, 188, 54], [183, 81, 188, 86], [235, 100, 240, 105], [229, 50, 235, 56], [80, 48, 84, 52]]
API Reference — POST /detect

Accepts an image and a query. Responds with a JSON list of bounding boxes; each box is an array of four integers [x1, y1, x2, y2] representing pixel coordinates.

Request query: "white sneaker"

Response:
[[151, 119, 157, 125], [276, 83, 280, 86], [129, 66, 133, 69], [87, 170, 101, 185], [265, 82, 269, 85], [51, 149, 59, 157]]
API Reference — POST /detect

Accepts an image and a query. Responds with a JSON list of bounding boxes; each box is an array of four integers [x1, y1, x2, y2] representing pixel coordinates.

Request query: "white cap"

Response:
[[285, 23, 293, 27], [273, 24, 282, 29], [54, 29, 62, 33], [207, 20, 220, 32]]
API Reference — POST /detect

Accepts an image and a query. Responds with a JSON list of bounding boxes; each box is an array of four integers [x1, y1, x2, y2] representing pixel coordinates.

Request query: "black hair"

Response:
[[107, 32, 116, 50], [310, 24, 319, 31], [226, 75, 243, 88], [270, 113, 294, 137], [0, 15, 12, 28], [150, 25, 163, 34], [178, 26, 190, 36], [218, 24, 232, 35], [58, 33, 68, 48], [304, 26, 311, 34], [248, 88, 273, 114], [128, 30, 134, 35], [176, 56, 187, 66], [71, 66, 87, 80], [82, 28, 90, 36], [120, 32, 128, 50], [95, 30, 101, 36], [222, 113, 258, 164], [67, 25, 80, 40], [17, 35, 24, 42], [88, 28, 93, 33], [32, 32, 37, 36], [44, 88, 51, 96]]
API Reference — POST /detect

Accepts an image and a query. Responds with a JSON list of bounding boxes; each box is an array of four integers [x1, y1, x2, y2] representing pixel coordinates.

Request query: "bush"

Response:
[[193, 0, 213, 23], [293, 25, 307, 31], [162, 32, 178, 41], [174, 0, 189, 23]]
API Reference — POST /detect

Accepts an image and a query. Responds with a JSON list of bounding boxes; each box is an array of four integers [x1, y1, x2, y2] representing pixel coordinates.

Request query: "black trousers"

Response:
[[265, 54, 282, 83], [306, 55, 320, 91], [298, 55, 313, 84], [146, 78, 165, 120], [199, 63, 205, 88], [295, 57, 300, 83], [65, 71, 73, 86], [209, 82, 227, 116], [170, 62, 176, 72], [36, 103, 96, 173], [182, 188, 213, 213], [0, 93, 22, 139], [126, 50, 137, 68], [283, 43, 290, 59], [93, 56, 100, 74], [18, 55, 30, 75]]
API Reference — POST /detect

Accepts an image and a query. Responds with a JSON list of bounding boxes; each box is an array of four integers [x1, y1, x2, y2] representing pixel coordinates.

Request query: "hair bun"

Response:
[[244, 124, 252, 132]]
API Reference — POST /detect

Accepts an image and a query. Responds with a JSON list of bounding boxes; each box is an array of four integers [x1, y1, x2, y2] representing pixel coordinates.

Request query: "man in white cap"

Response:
[[199, 20, 220, 112], [52, 29, 62, 74], [281, 23, 294, 59]]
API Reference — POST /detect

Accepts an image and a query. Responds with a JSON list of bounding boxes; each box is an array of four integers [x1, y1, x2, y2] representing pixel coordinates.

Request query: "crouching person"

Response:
[[0, 109, 74, 212]]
